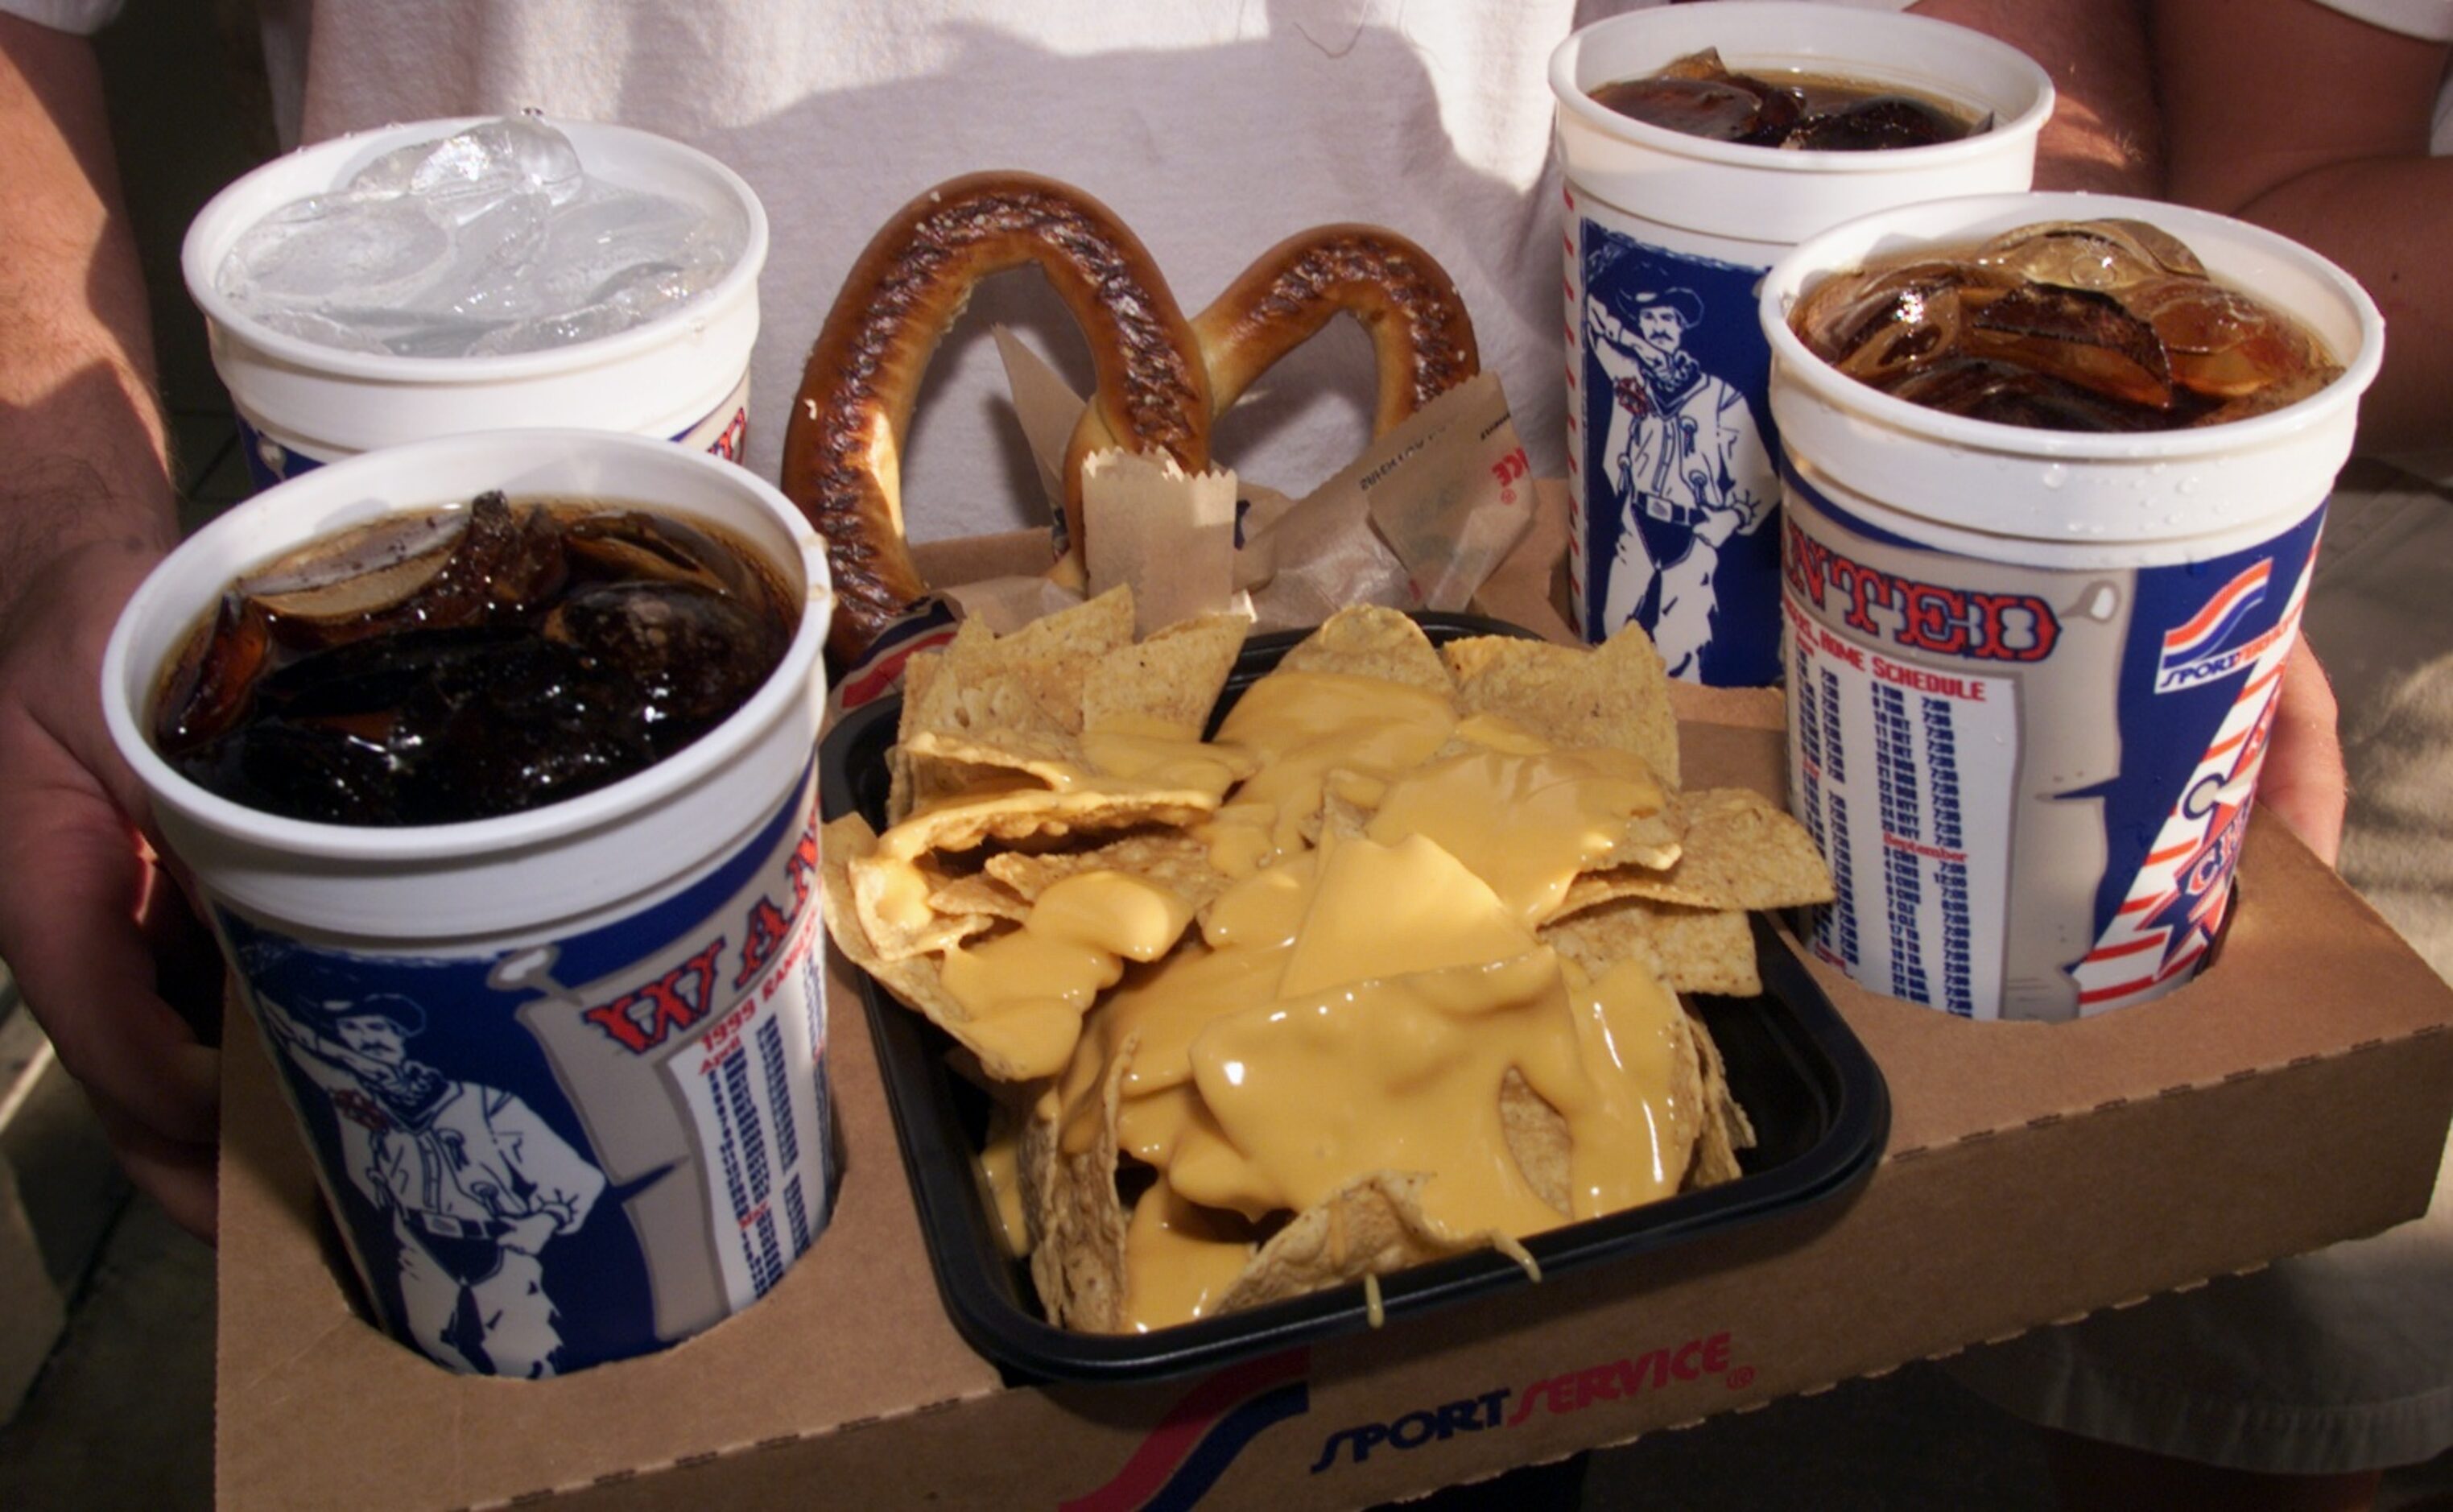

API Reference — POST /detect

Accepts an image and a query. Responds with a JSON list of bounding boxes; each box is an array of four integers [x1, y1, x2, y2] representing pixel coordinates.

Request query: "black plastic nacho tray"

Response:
[[819, 613, 1889, 1384]]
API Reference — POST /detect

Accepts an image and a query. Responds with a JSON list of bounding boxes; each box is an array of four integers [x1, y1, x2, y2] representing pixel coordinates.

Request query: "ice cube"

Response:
[[220, 191, 451, 304], [1961, 283, 2174, 409], [219, 118, 740, 359], [2128, 277, 2339, 401], [1974, 221, 2205, 294], [400, 118, 584, 221]]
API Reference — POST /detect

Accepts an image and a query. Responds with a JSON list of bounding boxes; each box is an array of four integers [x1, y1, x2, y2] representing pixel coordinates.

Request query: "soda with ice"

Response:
[[1589, 48, 1984, 151], [154, 491, 795, 825], [215, 117, 748, 360], [1789, 218, 2343, 431], [1761, 194, 2381, 1019]]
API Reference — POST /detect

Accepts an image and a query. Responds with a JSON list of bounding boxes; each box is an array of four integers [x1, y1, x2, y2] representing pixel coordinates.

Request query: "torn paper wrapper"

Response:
[[1080, 451, 1238, 638], [991, 326, 1536, 634]]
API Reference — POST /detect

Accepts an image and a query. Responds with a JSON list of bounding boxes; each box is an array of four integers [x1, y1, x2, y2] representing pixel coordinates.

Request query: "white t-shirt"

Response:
[[237, 0, 1910, 542]]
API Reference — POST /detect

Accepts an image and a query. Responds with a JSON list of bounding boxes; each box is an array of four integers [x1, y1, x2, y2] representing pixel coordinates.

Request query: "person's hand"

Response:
[[0, 534, 220, 1241], [2257, 636, 2347, 870]]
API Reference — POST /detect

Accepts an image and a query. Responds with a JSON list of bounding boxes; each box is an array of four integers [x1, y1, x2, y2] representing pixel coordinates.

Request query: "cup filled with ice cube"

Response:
[[1758, 193, 2383, 1021], [1550, 2, 2053, 687], [101, 428, 838, 1375], [184, 116, 766, 489]]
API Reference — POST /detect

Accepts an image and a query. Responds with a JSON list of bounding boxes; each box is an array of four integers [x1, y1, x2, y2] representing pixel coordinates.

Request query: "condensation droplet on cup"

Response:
[[2040, 463, 2068, 490], [2178, 477, 2202, 495]]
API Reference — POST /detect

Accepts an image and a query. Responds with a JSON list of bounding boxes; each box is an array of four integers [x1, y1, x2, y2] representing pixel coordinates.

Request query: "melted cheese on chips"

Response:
[[834, 601, 1834, 1335]]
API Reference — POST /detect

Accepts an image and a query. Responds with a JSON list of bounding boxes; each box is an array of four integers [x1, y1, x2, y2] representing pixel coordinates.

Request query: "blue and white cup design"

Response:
[[1551, 2, 2054, 687], [225, 766, 832, 1375], [1782, 477, 2326, 1020], [237, 374, 754, 493], [1570, 201, 1784, 686]]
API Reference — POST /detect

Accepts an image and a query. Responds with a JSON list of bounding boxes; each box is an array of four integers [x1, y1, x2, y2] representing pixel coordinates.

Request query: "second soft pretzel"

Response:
[[1189, 224, 1480, 438]]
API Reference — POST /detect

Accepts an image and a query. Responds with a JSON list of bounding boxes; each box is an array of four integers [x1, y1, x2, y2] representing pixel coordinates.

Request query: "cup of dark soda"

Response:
[[101, 428, 837, 1375], [1551, 2, 2053, 687]]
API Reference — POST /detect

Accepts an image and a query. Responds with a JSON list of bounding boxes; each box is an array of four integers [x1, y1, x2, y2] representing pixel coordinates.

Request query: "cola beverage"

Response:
[[1589, 48, 1984, 150], [1788, 218, 2344, 432], [155, 491, 796, 825]]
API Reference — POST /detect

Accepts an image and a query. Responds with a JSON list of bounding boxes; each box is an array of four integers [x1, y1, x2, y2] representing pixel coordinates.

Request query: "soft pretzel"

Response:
[[787, 178, 1485, 666], [1187, 225, 1480, 438], [785, 173, 1210, 665]]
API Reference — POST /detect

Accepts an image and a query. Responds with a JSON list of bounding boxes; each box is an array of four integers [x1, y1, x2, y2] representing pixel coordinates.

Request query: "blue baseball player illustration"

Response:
[[259, 992, 607, 1378], [1585, 282, 1776, 680]]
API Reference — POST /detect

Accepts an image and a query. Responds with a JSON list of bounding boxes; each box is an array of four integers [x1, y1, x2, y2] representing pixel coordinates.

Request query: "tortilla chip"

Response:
[[1541, 897, 1762, 998], [1497, 1070, 1573, 1219], [979, 1094, 1034, 1260], [818, 814, 994, 1045], [1589, 804, 1687, 874], [850, 786, 1220, 960], [843, 601, 1803, 1333], [1084, 612, 1250, 733], [1443, 626, 1679, 788], [1023, 1041, 1136, 1332], [926, 871, 1033, 923], [1317, 775, 1379, 845], [895, 633, 1096, 820], [1276, 605, 1455, 695], [895, 647, 946, 746], [1687, 1007, 1757, 1189], [888, 651, 946, 822], [1563, 788, 1831, 913], [983, 828, 1229, 915], [900, 618, 997, 733], [900, 725, 1088, 787], [1213, 1171, 1493, 1316], [907, 588, 1138, 752], [1680, 787, 1836, 903]]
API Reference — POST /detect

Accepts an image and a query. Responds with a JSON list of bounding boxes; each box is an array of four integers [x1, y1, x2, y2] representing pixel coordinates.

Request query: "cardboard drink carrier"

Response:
[[195, 190, 2453, 1503], [212, 418, 2453, 1506]]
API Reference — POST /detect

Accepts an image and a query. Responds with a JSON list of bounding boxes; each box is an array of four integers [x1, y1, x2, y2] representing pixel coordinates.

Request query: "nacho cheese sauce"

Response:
[[878, 665, 1702, 1331]]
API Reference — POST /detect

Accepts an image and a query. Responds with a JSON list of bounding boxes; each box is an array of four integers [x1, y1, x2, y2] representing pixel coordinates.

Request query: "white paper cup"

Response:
[[1759, 192, 2384, 1021], [103, 430, 838, 1374], [1551, 4, 2051, 685], [183, 118, 766, 489]]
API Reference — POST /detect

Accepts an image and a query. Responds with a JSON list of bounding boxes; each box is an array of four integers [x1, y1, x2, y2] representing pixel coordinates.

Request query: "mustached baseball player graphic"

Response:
[[261, 992, 608, 1378]]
